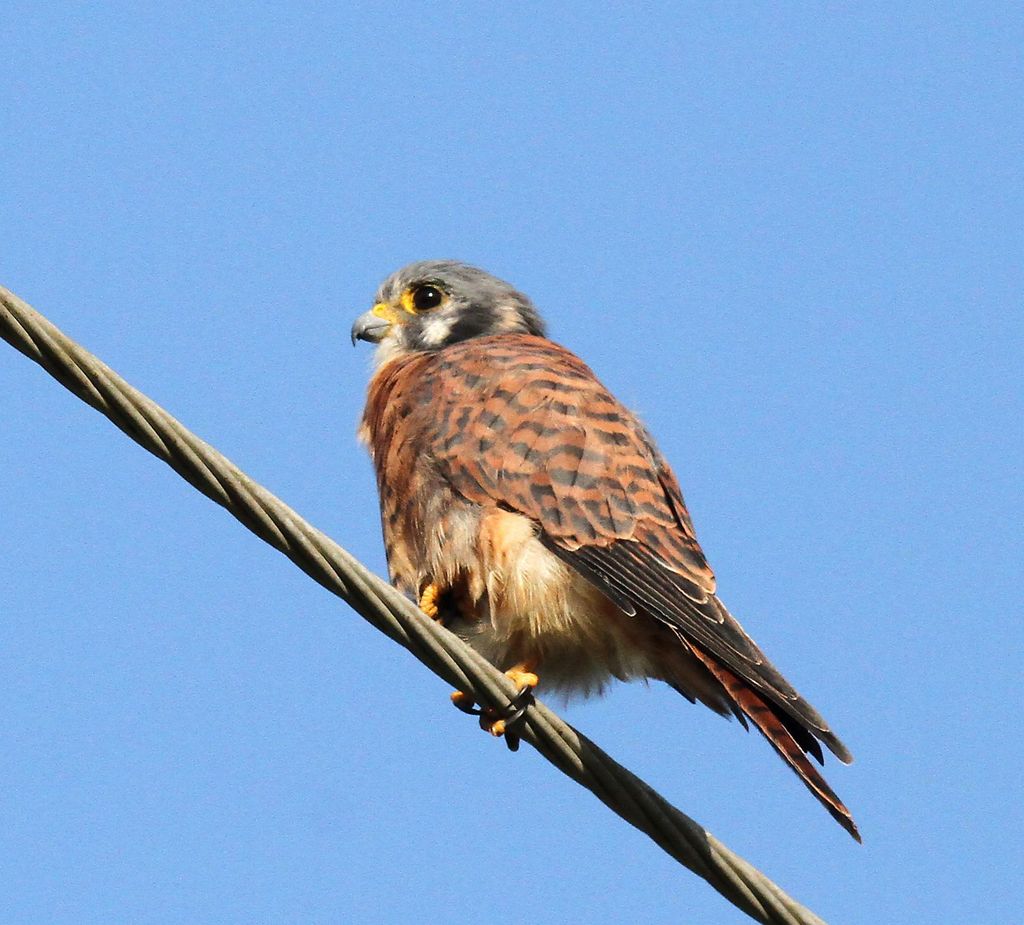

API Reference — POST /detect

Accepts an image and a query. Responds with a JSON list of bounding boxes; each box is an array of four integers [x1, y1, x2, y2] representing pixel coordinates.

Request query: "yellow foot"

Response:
[[479, 705, 525, 750], [505, 665, 539, 693], [450, 690, 478, 713], [450, 664, 539, 751], [418, 582, 442, 620], [487, 717, 509, 738]]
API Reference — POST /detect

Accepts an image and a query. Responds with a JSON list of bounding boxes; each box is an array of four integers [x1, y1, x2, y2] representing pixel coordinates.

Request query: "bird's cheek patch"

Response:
[[419, 315, 455, 347]]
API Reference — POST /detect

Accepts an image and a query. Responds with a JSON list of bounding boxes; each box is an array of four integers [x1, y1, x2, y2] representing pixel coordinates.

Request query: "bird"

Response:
[[352, 260, 859, 841]]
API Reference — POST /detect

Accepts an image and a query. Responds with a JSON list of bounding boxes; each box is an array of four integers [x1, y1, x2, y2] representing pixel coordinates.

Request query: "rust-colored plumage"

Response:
[[353, 261, 859, 841]]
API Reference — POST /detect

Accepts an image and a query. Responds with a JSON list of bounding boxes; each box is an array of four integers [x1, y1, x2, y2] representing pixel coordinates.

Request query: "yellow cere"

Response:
[[371, 302, 402, 323]]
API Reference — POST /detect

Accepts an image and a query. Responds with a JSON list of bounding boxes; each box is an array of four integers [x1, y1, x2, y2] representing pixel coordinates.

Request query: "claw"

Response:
[[450, 690, 481, 715], [482, 664, 539, 751], [505, 666, 539, 692], [479, 707, 521, 751], [449, 664, 539, 750]]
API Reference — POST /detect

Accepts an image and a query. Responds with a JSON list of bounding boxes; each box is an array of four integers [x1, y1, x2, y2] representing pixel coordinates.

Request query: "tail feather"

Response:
[[689, 644, 861, 842]]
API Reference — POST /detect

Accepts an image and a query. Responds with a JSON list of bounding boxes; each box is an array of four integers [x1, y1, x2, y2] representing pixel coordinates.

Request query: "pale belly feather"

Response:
[[420, 506, 660, 696]]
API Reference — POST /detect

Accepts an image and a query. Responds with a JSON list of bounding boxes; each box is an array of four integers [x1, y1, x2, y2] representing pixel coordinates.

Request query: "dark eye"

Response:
[[411, 285, 444, 311]]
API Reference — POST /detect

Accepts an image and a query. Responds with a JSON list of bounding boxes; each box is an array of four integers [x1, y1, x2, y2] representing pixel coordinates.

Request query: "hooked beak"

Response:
[[351, 304, 395, 345]]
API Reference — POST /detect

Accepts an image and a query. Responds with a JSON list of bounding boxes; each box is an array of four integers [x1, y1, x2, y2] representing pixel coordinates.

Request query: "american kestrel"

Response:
[[352, 261, 859, 841]]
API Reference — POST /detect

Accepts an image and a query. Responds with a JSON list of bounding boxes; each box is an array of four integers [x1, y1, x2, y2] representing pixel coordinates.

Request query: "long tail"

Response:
[[689, 644, 861, 842]]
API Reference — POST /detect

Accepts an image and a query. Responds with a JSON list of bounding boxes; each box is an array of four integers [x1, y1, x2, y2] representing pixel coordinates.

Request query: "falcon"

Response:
[[352, 260, 859, 841]]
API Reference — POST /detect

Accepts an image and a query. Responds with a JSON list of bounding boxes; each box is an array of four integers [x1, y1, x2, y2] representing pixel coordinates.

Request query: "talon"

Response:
[[505, 666, 539, 693], [479, 707, 521, 751], [503, 698, 532, 728], [419, 582, 442, 620], [450, 690, 481, 715], [504, 663, 539, 718], [484, 664, 540, 751], [451, 663, 539, 753]]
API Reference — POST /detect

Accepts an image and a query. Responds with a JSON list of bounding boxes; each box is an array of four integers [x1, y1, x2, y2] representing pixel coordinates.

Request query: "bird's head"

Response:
[[351, 261, 546, 363]]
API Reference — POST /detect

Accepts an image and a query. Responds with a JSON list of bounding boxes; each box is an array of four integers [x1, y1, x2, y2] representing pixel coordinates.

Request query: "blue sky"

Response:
[[2, 4, 1021, 923]]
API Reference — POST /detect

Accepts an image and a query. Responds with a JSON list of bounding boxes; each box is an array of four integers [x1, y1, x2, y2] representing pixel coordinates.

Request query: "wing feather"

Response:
[[423, 334, 853, 772]]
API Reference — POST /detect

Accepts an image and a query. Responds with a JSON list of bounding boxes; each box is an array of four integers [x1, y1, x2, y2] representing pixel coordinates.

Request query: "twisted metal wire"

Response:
[[0, 284, 829, 925]]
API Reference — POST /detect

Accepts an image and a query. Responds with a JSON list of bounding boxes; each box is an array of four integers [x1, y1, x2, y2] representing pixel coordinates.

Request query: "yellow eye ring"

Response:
[[402, 284, 445, 314]]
